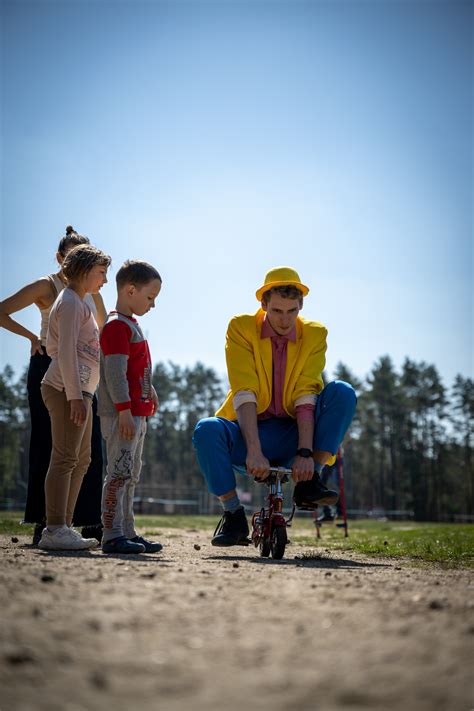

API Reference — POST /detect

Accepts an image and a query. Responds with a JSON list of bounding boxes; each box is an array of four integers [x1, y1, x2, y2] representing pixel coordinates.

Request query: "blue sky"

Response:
[[1, 0, 472, 389]]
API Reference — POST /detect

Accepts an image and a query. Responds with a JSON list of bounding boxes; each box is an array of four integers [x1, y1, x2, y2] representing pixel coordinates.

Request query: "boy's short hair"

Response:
[[116, 260, 162, 289], [62, 244, 112, 281], [261, 285, 303, 306]]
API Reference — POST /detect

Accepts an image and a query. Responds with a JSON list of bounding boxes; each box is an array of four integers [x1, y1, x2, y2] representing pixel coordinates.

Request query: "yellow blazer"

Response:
[[216, 308, 327, 421]]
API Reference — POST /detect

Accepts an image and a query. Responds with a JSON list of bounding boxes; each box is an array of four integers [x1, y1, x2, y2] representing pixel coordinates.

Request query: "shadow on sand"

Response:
[[24, 544, 169, 564], [204, 553, 390, 569]]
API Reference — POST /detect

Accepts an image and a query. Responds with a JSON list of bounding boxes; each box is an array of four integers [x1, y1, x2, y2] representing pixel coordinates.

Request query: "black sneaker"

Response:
[[211, 507, 250, 547], [131, 536, 162, 553], [81, 525, 103, 544], [293, 473, 339, 510]]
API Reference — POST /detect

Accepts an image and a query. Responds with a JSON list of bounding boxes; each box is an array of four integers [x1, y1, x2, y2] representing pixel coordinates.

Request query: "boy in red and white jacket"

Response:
[[98, 260, 162, 554]]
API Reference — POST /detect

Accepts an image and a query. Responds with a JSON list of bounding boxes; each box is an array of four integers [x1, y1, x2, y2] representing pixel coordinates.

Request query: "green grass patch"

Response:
[[293, 519, 474, 568], [0, 511, 34, 535], [1, 512, 472, 567]]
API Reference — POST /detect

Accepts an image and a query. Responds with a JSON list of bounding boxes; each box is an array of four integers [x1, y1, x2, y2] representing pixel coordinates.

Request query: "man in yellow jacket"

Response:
[[192, 267, 356, 546]]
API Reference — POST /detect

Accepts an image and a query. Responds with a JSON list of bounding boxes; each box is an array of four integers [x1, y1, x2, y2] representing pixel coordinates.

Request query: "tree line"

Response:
[[0, 357, 472, 520]]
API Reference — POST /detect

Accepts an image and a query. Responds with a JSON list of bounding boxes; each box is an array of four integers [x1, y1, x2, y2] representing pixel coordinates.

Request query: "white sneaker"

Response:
[[38, 525, 99, 550], [67, 527, 100, 548]]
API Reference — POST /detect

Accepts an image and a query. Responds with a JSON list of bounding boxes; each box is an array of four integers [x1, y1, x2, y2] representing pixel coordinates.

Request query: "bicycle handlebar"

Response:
[[267, 466, 292, 477], [253, 466, 292, 484]]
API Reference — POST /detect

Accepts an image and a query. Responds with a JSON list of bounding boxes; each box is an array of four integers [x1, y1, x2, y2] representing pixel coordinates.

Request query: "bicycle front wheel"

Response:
[[271, 526, 287, 560]]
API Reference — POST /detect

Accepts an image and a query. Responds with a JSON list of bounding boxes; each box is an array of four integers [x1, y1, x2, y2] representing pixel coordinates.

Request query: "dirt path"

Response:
[[1, 529, 473, 711]]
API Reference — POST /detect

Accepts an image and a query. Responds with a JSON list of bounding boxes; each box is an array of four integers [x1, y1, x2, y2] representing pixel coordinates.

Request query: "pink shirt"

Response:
[[42, 287, 100, 401], [259, 317, 315, 422]]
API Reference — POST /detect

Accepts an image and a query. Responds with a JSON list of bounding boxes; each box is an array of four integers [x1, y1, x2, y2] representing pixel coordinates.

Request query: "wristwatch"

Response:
[[296, 448, 313, 458]]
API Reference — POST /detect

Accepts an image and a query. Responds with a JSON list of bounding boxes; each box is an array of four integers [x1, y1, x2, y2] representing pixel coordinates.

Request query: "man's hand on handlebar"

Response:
[[292, 455, 315, 482], [246, 452, 271, 480]]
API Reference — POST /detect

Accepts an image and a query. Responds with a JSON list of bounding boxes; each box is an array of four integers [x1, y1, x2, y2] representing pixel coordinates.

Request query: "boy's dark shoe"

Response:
[[81, 525, 103, 544], [131, 536, 163, 553], [211, 507, 250, 547], [102, 536, 146, 554], [293, 473, 339, 510]]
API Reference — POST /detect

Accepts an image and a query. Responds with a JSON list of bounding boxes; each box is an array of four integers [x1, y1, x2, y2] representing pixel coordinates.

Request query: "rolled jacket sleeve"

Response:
[[294, 394, 317, 407], [233, 390, 257, 411]]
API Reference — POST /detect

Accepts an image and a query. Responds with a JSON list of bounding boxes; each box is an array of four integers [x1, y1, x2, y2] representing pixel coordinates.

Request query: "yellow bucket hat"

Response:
[[256, 266, 310, 301]]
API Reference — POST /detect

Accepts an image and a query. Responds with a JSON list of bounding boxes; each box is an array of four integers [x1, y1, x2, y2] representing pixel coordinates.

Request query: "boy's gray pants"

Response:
[[100, 415, 147, 543]]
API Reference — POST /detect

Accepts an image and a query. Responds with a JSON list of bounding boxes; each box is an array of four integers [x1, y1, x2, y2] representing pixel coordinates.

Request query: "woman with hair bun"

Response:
[[0, 226, 107, 544]]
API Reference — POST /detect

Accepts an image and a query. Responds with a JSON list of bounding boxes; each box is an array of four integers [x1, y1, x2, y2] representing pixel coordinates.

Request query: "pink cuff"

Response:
[[295, 403, 315, 422]]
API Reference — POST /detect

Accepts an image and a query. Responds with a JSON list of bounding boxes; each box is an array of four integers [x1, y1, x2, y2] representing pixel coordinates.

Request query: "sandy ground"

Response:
[[1, 527, 473, 711]]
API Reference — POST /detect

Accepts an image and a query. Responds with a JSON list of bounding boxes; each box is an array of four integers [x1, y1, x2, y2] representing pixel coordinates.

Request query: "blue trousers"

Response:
[[192, 380, 356, 497]]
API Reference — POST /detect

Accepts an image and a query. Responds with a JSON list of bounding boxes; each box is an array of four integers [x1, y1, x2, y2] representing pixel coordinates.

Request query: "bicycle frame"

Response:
[[251, 467, 294, 559]]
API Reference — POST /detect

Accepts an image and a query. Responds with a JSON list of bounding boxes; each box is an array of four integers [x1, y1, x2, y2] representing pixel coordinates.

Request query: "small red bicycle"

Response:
[[251, 467, 295, 560]]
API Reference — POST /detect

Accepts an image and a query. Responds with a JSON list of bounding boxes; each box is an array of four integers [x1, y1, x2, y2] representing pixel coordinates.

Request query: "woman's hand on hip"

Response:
[[29, 336, 43, 356]]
